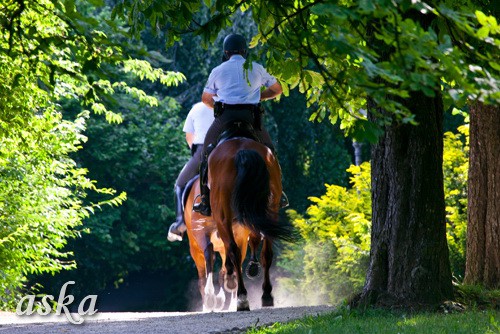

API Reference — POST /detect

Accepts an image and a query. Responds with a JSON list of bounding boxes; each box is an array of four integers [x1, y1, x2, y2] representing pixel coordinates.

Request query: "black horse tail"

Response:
[[232, 150, 295, 242]]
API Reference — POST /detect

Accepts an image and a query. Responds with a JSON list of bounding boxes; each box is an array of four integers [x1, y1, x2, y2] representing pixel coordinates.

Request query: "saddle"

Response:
[[216, 120, 261, 146]]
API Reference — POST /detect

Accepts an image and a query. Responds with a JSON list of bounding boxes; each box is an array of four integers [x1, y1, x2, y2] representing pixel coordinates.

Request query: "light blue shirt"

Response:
[[203, 55, 277, 105]]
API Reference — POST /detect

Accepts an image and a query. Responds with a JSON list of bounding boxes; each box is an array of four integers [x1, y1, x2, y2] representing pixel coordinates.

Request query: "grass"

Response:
[[455, 285, 500, 310], [248, 285, 500, 334], [247, 308, 500, 334]]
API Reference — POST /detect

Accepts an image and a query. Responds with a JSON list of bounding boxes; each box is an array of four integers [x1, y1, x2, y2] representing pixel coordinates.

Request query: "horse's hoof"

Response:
[[237, 299, 250, 311], [203, 294, 216, 312], [214, 288, 226, 311], [237, 305, 250, 311], [224, 274, 238, 292], [245, 260, 261, 279], [262, 294, 274, 307]]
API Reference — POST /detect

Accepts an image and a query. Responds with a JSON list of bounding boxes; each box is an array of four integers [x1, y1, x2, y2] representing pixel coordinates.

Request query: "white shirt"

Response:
[[183, 102, 215, 145], [203, 55, 277, 105]]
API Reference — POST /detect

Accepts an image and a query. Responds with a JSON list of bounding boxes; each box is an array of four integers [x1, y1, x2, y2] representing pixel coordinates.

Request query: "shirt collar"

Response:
[[229, 55, 245, 61]]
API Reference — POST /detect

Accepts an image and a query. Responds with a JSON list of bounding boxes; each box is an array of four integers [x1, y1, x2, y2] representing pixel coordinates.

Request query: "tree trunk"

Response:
[[359, 90, 453, 308], [464, 102, 500, 289]]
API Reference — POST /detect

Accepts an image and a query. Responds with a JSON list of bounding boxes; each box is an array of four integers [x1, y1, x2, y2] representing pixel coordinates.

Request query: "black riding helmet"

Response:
[[222, 34, 247, 61]]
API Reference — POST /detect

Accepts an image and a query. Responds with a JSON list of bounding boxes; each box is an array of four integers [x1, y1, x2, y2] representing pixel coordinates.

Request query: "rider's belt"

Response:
[[214, 102, 261, 117], [223, 103, 257, 110]]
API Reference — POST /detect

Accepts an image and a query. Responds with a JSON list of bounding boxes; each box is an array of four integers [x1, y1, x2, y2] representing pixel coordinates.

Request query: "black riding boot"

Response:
[[167, 185, 187, 242], [193, 157, 212, 216]]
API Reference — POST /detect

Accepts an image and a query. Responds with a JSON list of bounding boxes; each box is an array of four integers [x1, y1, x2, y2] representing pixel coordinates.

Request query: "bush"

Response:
[[279, 163, 371, 304], [443, 124, 469, 279]]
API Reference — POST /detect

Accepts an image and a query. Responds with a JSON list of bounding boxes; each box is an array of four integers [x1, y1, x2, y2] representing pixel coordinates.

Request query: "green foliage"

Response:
[[0, 0, 184, 309], [268, 90, 353, 212], [279, 163, 371, 304], [114, 0, 499, 142], [443, 116, 469, 279], [0, 106, 125, 309], [33, 95, 193, 307]]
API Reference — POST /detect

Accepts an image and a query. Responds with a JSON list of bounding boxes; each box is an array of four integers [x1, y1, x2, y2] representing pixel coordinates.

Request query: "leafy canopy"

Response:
[[114, 0, 499, 142]]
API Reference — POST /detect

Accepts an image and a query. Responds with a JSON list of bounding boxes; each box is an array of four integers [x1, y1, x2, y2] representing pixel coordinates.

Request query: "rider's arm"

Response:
[[260, 82, 283, 101], [185, 132, 194, 149], [202, 92, 216, 109]]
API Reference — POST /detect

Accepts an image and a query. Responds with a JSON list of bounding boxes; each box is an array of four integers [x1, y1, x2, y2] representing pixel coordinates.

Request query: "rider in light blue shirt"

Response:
[[204, 54, 278, 105], [193, 33, 287, 216]]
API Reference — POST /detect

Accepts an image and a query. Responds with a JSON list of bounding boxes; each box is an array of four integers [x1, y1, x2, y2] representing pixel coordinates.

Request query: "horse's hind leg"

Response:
[[225, 239, 249, 311], [221, 257, 238, 293], [261, 237, 274, 307], [190, 243, 208, 311], [246, 234, 262, 279]]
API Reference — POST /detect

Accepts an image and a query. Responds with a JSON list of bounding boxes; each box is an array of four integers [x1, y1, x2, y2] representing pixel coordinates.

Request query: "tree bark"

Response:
[[359, 90, 453, 308], [464, 102, 500, 289]]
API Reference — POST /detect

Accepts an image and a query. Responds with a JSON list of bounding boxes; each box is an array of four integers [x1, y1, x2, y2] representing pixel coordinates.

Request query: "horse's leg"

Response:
[[202, 241, 218, 312], [219, 223, 249, 311], [190, 249, 207, 311], [246, 234, 262, 279], [219, 238, 237, 293], [213, 264, 226, 311], [229, 239, 250, 311], [260, 237, 274, 307], [210, 251, 227, 311]]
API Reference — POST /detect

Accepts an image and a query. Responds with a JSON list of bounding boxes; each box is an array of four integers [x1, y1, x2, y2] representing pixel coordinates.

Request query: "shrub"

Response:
[[279, 163, 371, 304], [443, 124, 469, 279]]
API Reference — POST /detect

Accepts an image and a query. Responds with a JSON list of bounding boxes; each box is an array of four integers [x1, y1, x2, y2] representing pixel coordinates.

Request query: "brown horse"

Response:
[[184, 137, 294, 311]]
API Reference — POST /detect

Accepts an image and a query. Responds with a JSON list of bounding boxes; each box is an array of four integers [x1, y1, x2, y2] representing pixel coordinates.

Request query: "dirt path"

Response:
[[0, 305, 335, 334]]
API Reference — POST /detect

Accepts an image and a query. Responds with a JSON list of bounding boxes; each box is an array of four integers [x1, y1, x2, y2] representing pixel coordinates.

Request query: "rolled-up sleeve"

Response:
[[256, 63, 277, 87], [203, 69, 218, 94]]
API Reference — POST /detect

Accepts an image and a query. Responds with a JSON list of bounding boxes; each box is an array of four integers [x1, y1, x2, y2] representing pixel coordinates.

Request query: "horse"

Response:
[[183, 135, 294, 311]]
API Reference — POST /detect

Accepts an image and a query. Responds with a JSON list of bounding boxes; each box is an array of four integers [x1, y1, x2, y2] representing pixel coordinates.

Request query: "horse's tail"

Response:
[[232, 150, 295, 242]]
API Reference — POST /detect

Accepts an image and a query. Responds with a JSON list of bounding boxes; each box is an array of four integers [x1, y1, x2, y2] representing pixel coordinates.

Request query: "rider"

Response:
[[167, 102, 214, 242], [193, 33, 287, 216]]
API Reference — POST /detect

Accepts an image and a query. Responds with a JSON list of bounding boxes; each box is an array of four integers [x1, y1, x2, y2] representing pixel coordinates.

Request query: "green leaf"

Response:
[[475, 11, 488, 26], [477, 26, 490, 38]]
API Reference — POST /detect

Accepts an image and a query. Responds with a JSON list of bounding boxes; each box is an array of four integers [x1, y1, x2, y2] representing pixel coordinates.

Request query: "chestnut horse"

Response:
[[184, 137, 294, 311]]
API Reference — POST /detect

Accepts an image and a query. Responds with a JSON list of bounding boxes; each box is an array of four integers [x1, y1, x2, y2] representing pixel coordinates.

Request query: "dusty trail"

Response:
[[0, 305, 335, 333]]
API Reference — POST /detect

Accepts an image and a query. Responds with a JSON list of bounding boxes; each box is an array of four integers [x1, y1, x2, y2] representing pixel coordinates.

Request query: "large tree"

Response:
[[360, 10, 453, 306], [465, 101, 500, 289], [114, 0, 498, 308], [462, 5, 500, 289]]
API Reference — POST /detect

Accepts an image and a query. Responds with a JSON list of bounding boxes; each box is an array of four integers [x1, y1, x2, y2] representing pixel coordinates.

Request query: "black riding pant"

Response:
[[175, 144, 203, 188]]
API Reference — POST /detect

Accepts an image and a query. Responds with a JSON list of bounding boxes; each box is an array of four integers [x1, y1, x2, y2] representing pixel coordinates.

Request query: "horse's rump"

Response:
[[209, 138, 294, 242]]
